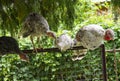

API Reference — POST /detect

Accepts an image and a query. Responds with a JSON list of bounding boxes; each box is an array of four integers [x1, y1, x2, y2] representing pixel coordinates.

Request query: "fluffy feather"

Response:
[[55, 34, 75, 51], [19, 12, 56, 51], [20, 12, 51, 38], [75, 24, 105, 50], [73, 24, 114, 60]]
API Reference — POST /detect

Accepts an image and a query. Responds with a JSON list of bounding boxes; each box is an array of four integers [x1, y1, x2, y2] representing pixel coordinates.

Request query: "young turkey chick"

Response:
[[73, 24, 114, 60], [55, 34, 75, 51], [19, 12, 56, 52], [75, 24, 114, 50], [0, 36, 29, 61]]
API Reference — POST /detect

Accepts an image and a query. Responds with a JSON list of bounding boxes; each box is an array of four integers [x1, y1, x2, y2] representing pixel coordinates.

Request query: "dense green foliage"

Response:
[[0, 0, 78, 36], [0, 0, 120, 81], [111, 0, 120, 8], [111, 0, 120, 22]]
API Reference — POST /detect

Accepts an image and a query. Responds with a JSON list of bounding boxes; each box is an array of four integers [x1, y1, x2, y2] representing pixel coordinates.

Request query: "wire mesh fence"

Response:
[[0, 45, 118, 81]]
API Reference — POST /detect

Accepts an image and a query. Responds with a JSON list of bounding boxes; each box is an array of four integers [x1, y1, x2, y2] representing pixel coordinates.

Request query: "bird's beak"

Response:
[[19, 54, 29, 62], [110, 36, 114, 41], [46, 31, 56, 39]]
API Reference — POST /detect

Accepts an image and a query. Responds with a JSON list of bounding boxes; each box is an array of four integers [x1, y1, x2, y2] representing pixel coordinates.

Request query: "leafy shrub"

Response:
[[0, 0, 120, 81]]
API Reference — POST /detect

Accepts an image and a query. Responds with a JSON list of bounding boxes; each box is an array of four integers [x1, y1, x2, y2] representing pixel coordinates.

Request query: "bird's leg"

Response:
[[36, 37, 43, 49], [30, 36, 38, 53], [36, 37, 41, 48]]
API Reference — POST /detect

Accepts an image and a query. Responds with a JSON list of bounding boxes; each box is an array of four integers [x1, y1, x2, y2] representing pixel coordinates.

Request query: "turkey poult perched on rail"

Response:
[[19, 12, 56, 52], [0, 36, 29, 61], [73, 24, 114, 60], [75, 24, 114, 50], [55, 33, 76, 51]]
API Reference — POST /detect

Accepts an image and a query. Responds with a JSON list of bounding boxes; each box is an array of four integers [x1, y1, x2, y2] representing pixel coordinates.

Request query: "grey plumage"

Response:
[[73, 24, 106, 60], [74, 24, 114, 60], [75, 24, 105, 50], [20, 12, 52, 38], [55, 33, 75, 51], [19, 12, 56, 51]]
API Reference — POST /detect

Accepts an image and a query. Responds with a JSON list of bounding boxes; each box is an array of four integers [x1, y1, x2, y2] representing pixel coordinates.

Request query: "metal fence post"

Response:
[[101, 44, 107, 81]]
